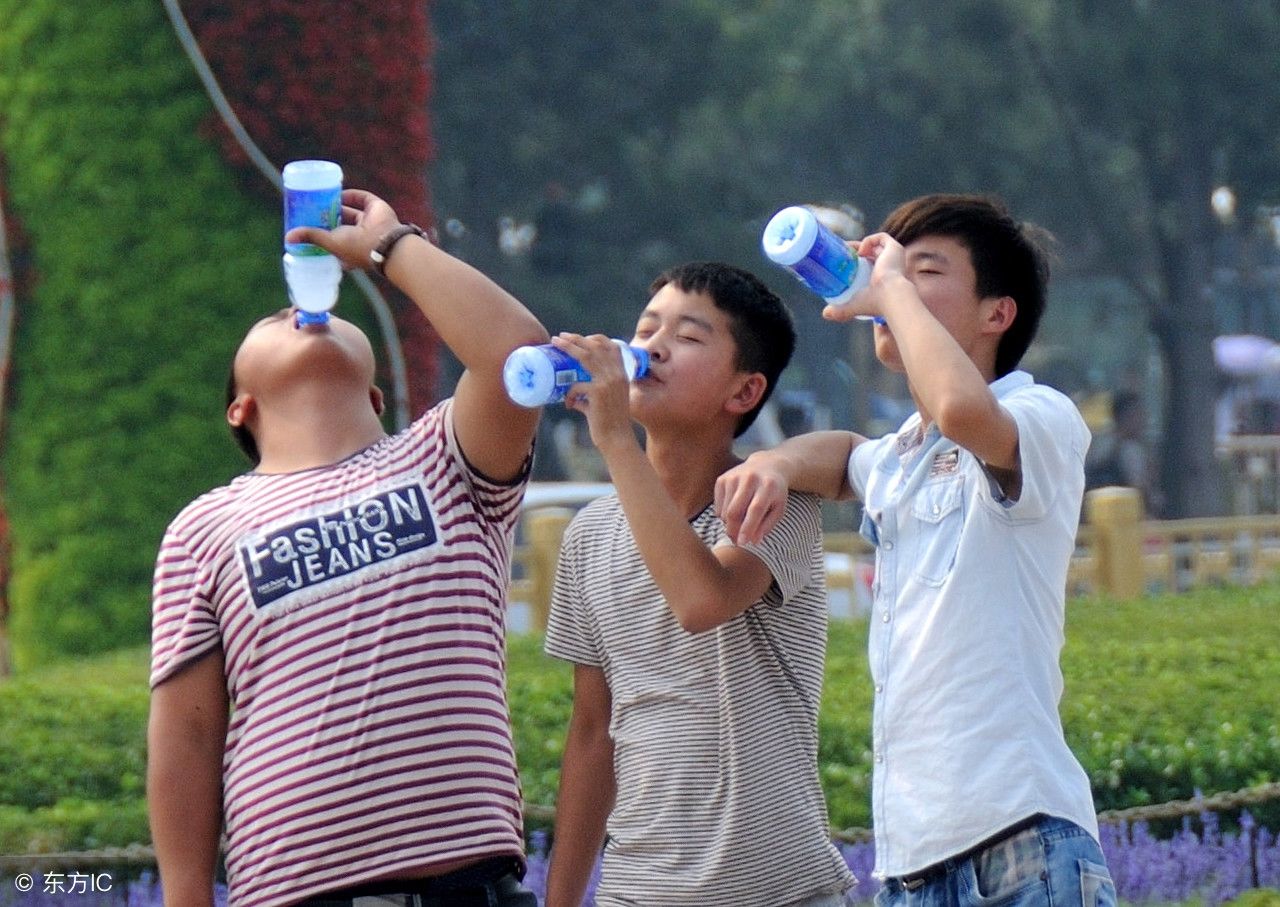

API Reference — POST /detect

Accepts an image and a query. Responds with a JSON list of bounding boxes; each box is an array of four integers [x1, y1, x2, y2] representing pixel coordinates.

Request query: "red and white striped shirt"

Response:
[[151, 400, 528, 907]]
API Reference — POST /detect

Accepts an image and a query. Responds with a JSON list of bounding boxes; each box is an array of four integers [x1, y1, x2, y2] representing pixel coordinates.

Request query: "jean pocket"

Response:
[[909, 479, 963, 586], [961, 825, 1046, 905], [1078, 859, 1116, 907]]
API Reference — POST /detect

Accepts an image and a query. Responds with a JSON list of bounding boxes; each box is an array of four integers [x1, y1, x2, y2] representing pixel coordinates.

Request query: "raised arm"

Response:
[[287, 189, 549, 480], [148, 651, 229, 907], [831, 232, 1019, 471], [553, 334, 787, 633]]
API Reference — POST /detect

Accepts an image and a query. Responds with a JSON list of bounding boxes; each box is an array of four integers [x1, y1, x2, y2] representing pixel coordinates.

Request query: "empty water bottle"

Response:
[[503, 339, 650, 408], [283, 160, 344, 326], [762, 205, 880, 320]]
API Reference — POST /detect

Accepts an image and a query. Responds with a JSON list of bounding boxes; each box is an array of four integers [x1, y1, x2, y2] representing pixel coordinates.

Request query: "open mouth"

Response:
[[294, 312, 332, 332]]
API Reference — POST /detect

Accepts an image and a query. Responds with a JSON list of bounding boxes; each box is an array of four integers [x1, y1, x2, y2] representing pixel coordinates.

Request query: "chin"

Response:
[[873, 339, 904, 373]]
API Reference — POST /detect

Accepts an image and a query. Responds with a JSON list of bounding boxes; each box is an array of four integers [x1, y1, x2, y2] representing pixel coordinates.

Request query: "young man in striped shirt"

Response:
[[716, 196, 1115, 905], [147, 188, 547, 907], [542, 262, 856, 907]]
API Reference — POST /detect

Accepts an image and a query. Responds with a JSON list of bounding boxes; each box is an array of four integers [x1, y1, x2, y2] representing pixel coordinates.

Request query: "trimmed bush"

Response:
[[0, 1, 373, 667], [2, 585, 1278, 850]]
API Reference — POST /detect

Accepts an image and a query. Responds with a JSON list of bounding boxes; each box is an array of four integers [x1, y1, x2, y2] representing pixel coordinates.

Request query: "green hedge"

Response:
[[0, 1, 369, 667], [2, 585, 1278, 852]]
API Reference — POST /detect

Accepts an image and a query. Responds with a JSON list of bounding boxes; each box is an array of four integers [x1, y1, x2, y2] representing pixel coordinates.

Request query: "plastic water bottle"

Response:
[[282, 160, 343, 326], [762, 205, 880, 320], [503, 339, 650, 408]]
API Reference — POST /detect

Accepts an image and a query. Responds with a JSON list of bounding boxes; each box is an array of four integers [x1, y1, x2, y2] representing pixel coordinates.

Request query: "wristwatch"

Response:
[[370, 223, 427, 276]]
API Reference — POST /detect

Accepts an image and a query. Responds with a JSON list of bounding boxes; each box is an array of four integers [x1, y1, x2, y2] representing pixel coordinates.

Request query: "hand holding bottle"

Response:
[[503, 336, 649, 408], [546, 333, 644, 454], [817, 232, 905, 325], [762, 205, 883, 323]]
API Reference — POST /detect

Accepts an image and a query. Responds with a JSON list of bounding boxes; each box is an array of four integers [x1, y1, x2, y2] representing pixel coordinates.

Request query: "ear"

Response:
[[983, 296, 1017, 336], [369, 385, 385, 417], [725, 372, 768, 418], [227, 392, 254, 429]]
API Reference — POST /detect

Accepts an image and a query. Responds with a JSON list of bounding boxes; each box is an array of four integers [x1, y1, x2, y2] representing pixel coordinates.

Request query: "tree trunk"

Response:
[[1152, 211, 1226, 518]]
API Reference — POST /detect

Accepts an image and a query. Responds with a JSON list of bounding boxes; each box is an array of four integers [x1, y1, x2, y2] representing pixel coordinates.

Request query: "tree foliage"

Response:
[[430, 0, 1280, 515]]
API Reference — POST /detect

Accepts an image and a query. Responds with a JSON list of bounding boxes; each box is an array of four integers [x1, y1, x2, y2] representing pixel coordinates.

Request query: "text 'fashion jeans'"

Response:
[[874, 816, 1116, 907]]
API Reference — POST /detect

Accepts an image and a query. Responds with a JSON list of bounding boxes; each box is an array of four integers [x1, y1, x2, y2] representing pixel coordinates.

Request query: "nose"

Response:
[[635, 334, 666, 364]]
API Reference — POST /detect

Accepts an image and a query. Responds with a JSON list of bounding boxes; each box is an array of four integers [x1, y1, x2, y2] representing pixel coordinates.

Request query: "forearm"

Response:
[[602, 441, 752, 632], [757, 431, 860, 500], [381, 235, 548, 376], [878, 275, 1003, 437]]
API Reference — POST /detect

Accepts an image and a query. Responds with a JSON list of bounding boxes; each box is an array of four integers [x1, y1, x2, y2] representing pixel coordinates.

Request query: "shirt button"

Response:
[[875, 683, 884, 694], [881, 610, 891, 623], [883, 540, 894, 551], [874, 751, 884, 763], [933, 504, 941, 515]]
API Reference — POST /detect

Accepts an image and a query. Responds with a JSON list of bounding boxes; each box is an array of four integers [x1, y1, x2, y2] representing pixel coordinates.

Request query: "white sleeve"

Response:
[[999, 385, 1090, 521]]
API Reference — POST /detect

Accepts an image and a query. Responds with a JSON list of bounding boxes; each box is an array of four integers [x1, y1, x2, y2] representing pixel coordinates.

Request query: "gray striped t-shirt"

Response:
[[545, 492, 854, 907]]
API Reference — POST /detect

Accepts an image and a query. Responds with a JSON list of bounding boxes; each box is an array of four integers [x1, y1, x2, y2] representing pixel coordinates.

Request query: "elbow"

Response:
[[669, 594, 730, 635], [674, 612, 715, 635], [522, 318, 551, 347], [512, 304, 550, 347], [933, 391, 996, 442]]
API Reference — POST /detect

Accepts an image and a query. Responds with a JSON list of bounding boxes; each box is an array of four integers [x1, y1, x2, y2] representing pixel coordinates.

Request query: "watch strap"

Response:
[[370, 223, 427, 275]]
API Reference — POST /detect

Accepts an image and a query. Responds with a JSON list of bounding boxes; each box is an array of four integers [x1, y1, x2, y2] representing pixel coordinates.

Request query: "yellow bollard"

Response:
[[1085, 487, 1144, 600], [524, 508, 574, 633]]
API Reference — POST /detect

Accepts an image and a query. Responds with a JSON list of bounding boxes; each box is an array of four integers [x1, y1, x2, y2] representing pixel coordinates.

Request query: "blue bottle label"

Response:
[[285, 186, 342, 256], [791, 221, 858, 299]]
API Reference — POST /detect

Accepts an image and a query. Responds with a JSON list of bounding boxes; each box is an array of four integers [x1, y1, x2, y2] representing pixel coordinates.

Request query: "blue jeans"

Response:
[[874, 816, 1116, 907]]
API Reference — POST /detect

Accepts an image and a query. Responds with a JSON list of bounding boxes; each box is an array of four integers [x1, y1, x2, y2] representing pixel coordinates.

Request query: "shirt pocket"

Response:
[[909, 477, 964, 586]]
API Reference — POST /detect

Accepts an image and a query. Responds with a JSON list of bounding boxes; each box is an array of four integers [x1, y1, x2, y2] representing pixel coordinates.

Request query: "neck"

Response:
[[252, 383, 387, 473], [643, 425, 740, 518]]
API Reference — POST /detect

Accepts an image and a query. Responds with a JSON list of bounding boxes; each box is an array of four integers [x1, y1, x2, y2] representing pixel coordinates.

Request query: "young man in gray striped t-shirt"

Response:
[[543, 262, 855, 907]]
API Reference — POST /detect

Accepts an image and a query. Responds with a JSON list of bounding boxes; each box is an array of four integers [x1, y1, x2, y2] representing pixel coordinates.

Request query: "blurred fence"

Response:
[[510, 484, 1280, 633], [1221, 434, 1280, 515]]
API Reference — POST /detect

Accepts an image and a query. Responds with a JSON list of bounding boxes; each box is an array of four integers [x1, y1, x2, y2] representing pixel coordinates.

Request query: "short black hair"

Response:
[[880, 194, 1052, 377], [225, 366, 260, 465], [648, 261, 795, 437]]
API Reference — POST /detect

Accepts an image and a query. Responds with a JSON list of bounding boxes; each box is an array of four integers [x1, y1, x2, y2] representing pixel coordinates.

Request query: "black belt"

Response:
[[299, 857, 525, 907], [892, 814, 1044, 892]]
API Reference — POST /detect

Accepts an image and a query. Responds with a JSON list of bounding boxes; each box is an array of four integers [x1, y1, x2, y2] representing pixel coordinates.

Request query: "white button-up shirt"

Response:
[[848, 370, 1100, 878]]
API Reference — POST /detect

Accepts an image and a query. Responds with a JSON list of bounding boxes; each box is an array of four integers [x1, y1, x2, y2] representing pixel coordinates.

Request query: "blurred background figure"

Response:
[[1086, 389, 1164, 517]]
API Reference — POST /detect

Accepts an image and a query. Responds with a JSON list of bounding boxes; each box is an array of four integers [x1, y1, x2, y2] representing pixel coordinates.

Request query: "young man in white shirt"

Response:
[[717, 195, 1115, 905]]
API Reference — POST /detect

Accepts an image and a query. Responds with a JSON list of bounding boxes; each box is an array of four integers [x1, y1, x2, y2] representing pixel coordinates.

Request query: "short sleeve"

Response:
[[433, 397, 533, 534], [729, 491, 822, 606], [543, 514, 603, 667], [849, 434, 894, 501], [1000, 385, 1090, 520], [150, 528, 221, 688]]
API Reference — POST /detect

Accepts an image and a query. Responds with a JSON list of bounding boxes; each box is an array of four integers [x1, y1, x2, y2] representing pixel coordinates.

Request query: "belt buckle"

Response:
[[902, 877, 926, 892], [352, 897, 421, 907]]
